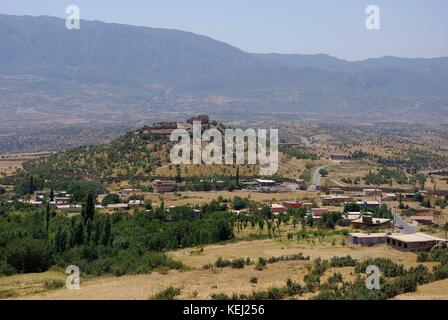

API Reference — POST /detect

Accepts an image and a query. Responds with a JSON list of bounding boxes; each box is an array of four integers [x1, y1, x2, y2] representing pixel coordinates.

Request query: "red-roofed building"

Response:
[[282, 201, 303, 209]]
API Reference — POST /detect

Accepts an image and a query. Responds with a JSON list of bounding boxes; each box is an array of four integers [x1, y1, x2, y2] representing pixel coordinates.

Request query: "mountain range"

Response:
[[0, 13, 447, 130]]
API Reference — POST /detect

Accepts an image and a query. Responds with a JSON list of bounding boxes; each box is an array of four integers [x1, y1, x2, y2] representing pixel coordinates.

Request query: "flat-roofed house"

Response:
[[401, 193, 416, 201], [311, 208, 328, 217], [386, 233, 447, 251], [106, 203, 129, 212], [282, 201, 303, 209], [355, 201, 381, 210], [301, 202, 313, 208], [351, 215, 391, 229], [363, 189, 382, 197], [128, 200, 144, 207], [269, 204, 287, 215], [329, 154, 349, 161], [415, 208, 442, 216], [255, 179, 277, 187], [382, 193, 398, 201], [329, 188, 345, 195], [322, 195, 353, 206], [410, 216, 434, 226], [54, 196, 71, 205], [348, 233, 388, 246], [153, 180, 176, 194]]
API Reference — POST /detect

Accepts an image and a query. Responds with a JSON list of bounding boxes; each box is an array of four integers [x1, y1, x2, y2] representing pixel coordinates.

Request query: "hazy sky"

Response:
[[2, 0, 447, 60]]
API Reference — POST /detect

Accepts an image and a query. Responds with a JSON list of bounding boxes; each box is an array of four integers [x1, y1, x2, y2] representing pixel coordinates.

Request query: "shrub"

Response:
[[330, 256, 357, 268], [355, 258, 404, 277], [43, 279, 65, 290], [5, 239, 52, 274], [250, 277, 258, 284], [150, 287, 181, 300]]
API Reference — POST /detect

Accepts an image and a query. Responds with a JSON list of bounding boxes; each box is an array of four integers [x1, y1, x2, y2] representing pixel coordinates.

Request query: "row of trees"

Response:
[[0, 198, 234, 276]]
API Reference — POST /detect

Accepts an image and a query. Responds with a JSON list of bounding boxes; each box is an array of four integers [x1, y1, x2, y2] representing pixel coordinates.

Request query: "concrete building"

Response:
[[322, 195, 353, 206], [255, 179, 277, 187], [410, 216, 434, 226], [311, 208, 328, 217], [382, 193, 398, 201], [53, 196, 71, 205], [386, 233, 447, 251], [363, 188, 382, 197], [269, 204, 287, 215], [355, 201, 381, 210], [351, 215, 391, 229], [348, 233, 388, 246], [282, 201, 303, 209], [329, 153, 349, 161], [401, 193, 416, 201], [187, 114, 209, 125], [129, 200, 144, 207], [153, 180, 176, 194], [106, 203, 129, 212], [329, 188, 345, 195]]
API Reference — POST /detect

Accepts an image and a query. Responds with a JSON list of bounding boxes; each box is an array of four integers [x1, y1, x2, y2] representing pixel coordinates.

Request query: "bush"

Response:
[[150, 287, 181, 300], [101, 194, 121, 207], [5, 239, 52, 274], [330, 256, 357, 268], [355, 258, 404, 277], [250, 277, 258, 284], [43, 279, 65, 290]]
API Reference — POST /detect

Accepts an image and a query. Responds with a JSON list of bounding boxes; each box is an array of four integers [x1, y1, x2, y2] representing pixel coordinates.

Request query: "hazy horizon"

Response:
[[1, 0, 447, 61]]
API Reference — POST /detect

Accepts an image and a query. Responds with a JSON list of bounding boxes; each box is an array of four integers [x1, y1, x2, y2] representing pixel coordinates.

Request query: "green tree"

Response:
[[82, 193, 96, 224], [101, 194, 120, 207], [45, 202, 51, 236], [100, 217, 111, 246]]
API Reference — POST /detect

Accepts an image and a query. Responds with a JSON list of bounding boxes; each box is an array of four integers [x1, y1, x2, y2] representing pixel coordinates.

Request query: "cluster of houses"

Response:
[[265, 198, 394, 229], [22, 190, 80, 211], [241, 178, 307, 193]]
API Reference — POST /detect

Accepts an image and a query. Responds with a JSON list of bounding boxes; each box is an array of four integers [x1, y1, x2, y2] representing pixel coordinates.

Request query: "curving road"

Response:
[[393, 210, 416, 234], [308, 165, 328, 191]]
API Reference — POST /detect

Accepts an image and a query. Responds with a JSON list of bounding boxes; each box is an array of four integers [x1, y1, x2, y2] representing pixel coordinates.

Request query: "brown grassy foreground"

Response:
[[4, 237, 435, 300], [393, 279, 448, 300]]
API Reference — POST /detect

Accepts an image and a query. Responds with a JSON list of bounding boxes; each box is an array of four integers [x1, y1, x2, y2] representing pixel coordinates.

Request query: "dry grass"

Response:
[[0, 160, 23, 176], [143, 190, 317, 207], [393, 279, 448, 300], [8, 237, 431, 300], [0, 270, 66, 299]]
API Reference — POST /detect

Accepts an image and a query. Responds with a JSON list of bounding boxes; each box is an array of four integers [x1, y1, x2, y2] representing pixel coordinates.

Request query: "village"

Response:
[[2, 113, 448, 300], [16, 176, 448, 254]]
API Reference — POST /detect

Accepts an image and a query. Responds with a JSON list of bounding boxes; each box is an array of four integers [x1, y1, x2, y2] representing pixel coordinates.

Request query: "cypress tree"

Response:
[[45, 201, 51, 237], [83, 193, 96, 224], [100, 217, 111, 246]]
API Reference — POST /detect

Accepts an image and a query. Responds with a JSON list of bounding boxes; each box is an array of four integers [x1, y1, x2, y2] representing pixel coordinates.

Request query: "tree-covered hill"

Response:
[[21, 128, 170, 179]]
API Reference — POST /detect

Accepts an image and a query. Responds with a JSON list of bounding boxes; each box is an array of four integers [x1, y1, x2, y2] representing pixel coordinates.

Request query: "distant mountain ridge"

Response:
[[0, 13, 447, 128]]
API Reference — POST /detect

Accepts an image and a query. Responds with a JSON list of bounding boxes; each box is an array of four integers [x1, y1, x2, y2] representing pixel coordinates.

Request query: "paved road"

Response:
[[393, 211, 416, 234], [308, 165, 328, 191]]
